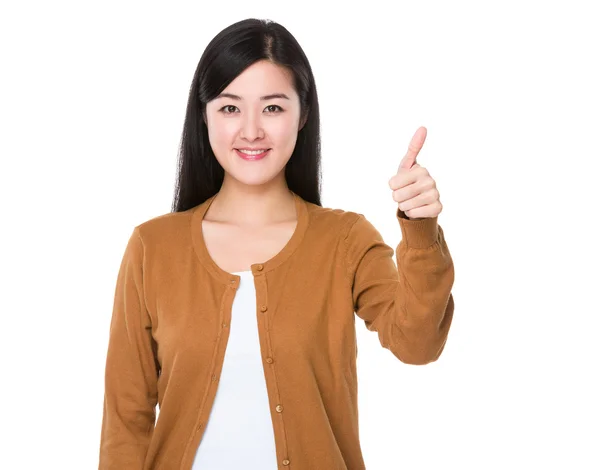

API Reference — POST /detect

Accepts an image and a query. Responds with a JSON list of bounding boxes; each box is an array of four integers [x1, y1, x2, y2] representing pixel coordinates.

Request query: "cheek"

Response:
[[268, 116, 299, 146], [208, 121, 236, 149]]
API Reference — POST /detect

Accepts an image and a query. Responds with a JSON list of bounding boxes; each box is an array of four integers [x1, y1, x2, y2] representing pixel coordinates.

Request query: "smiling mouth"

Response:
[[235, 148, 271, 160]]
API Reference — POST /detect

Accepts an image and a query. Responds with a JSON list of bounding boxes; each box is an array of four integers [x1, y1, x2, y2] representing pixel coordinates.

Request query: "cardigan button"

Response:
[[266, 357, 274, 364], [260, 305, 268, 312], [276, 404, 283, 413], [282, 459, 290, 466], [256, 264, 263, 271]]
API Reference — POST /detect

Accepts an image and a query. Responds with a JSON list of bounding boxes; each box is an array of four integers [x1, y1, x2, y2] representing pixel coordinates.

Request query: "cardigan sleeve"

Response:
[[343, 208, 455, 365], [99, 227, 159, 468]]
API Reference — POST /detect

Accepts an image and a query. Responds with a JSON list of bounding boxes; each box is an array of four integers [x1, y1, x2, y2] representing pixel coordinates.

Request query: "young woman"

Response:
[[99, 18, 454, 470]]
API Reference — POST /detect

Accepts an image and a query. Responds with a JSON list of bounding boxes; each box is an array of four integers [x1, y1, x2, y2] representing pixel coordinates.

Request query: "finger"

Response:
[[388, 166, 419, 190], [405, 200, 442, 219], [398, 126, 427, 171], [396, 187, 439, 210], [388, 163, 422, 190]]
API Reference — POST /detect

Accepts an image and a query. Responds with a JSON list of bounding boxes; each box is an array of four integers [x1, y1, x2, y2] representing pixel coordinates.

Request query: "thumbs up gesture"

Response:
[[388, 126, 443, 220]]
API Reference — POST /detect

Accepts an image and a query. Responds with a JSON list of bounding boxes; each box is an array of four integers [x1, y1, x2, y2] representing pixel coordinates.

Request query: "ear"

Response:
[[298, 109, 308, 131]]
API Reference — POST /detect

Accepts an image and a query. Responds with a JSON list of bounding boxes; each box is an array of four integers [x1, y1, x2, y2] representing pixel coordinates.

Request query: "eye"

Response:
[[218, 104, 284, 114], [219, 105, 238, 114], [265, 105, 283, 113]]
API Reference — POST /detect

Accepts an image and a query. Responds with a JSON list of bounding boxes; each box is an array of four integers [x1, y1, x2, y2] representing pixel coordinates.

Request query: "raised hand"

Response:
[[388, 126, 443, 220]]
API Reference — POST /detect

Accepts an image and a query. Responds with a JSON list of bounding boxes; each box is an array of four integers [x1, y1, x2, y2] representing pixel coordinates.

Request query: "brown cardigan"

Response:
[[99, 190, 455, 469]]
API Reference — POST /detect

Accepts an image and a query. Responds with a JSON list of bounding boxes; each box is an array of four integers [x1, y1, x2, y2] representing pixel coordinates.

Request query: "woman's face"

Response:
[[204, 60, 304, 187]]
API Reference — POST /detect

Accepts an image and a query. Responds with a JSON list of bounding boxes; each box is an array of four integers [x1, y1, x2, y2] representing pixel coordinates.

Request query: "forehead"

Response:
[[219, 60, 295, 98]]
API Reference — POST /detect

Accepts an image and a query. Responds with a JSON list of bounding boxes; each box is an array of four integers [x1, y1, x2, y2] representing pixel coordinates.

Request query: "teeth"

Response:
[[238, 149, 268, 155]]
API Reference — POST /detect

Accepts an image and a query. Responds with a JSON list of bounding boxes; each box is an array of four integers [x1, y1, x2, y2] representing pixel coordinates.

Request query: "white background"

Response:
[[1, 1, 598, 468]]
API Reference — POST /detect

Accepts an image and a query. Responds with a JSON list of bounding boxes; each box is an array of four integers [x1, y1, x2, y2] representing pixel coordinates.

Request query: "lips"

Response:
[[235, 148, 271, 161]]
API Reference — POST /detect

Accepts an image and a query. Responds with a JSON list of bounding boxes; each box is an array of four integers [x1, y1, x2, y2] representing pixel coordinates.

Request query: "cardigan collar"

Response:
[[191, 190, 310, 285]]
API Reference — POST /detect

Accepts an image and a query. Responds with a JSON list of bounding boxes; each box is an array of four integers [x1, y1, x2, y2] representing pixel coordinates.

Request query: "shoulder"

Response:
[[130, 206, 196, 248], [304, 200, 365, 237]]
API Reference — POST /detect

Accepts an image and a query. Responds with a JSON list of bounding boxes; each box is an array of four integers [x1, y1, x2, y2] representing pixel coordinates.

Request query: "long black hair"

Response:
[[171, 18, 322, 213]]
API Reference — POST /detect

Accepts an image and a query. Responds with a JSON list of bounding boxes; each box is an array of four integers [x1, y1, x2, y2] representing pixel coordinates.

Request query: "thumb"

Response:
[[398, 126, 427, 172]]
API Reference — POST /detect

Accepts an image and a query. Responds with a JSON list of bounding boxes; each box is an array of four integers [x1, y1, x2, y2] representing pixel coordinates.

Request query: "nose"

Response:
[[239, 111, 264, 141]]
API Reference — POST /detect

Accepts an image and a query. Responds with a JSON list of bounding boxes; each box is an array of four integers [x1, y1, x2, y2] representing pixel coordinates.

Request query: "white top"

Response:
[[191, 270, 278, 469]]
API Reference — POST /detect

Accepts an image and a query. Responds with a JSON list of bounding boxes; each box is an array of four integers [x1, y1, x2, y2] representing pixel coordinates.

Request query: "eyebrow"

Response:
[[215, 92, 291, 101]]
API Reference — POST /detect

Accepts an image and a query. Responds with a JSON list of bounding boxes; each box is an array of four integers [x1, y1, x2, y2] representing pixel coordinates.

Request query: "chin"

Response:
[[231, 172, 279, 186]]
